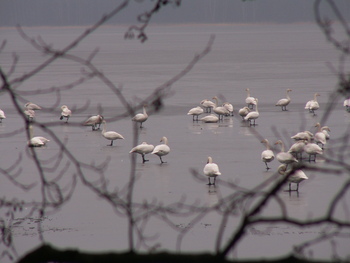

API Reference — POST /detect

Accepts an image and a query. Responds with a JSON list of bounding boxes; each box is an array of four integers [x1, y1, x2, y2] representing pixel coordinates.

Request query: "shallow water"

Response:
[[0, 23, 350, 261]]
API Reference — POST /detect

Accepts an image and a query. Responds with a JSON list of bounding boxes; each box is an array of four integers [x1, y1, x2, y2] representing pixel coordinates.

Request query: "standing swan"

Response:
[[203, 156, 221, 185], [60, 105, 72, 123], [238, 106, 250, 119], [212, 96, 229, 120], [245, 88, 257, 109], [187, 106, 204, 121], [130, 142, 155, 163], [152, 136, 170, 164], [84, 115, 104, 131], [275, 89, 292, 111], [314, 123, 327, 148], [261, 139, 275, 170], [277, 164, 308, 192], [244, 98, 259, 126], [132, 105, 148, 128], [101, 120, 125, 146], [274, 140, 298, 168], [200, 99, 215, 113], [305, 93, 320, 115]]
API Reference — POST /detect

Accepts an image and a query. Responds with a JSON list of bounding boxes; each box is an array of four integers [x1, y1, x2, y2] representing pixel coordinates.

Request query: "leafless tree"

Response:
[[0, 0, 349, 262]]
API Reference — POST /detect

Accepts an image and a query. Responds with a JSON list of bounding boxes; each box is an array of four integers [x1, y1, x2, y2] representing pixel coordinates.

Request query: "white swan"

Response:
[[200, 114, 219, 123], [321, 126, 331, 140], [238, 106, 250, 119], [275, 89, 292, 111], [200, 99, 215, 113], [0, 109, 6, 123], [130, 142, 155, 163], [203, 156, 221, 185], [314, 123, 327, 148], [60, 105, 72, 123], [152, 136, 170, 164], [303, 140, 323, 162], [101, 120, 125, 146], [305, 93, 320, 115], [222, 102, 234, 116], [245, 88, 257, 109], [344, 98, 350, 112], [244, 98, 259, 126], [132, 105, 148, 128], [291, 130, 313, 141], [187, 106, 204, 121], [27, 125, 50, 147], [277, 164, 308, 192], [83, 115, 104, 131], [261, 139, 275, 170], [212, 96, 229, 120], [275, 140, 298, 167], [25, 102, 42, 111], [288, 140, 306, 160]]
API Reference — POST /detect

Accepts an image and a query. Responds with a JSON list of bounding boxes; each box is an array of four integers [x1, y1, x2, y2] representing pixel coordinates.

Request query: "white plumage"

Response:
[[277, 164, 308, 192], [60, 105, 72, 123], [275, 89, 292, 111], [275, 140, 298, 167], [187, 106, 204, 121], [244, 98, 259, 126], [0, 109, 6, 123], [25, 102, 42, 111], [314, 123, 327, 148], [212, 96, 229, 120], [305, 93, 320, 114], [200, 99, 215, 113], [261, 139, 275, 170], [245, 88, 257, 109], [222, 102, 234, 116], [130, 142, 155, 163], [132, 105, 148, 128], [27, 125, 50, 147], [304, 140, 323, 162], [200, 114, 219, 123], [203, 156, 221, 185], [152, 136, 170, 164], [238, 106, 250, 119], [83, 115, 104, 131], [288, 140, 306, 160], [101, 120, 125, 146]]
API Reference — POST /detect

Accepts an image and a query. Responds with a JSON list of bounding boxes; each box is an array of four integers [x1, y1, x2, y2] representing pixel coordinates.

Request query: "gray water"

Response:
[[1, 23, 349, 261]]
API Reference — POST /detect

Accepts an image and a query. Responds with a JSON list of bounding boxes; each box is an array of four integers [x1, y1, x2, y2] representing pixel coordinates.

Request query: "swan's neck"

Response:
[[101, 122, 106, 135], [246, 89, 250, 98], [143, 106, 148, 116], [213, 98, 218, 107], [265, 141, 271, 150], [29, 125, 33, 139], [286, 91, 290, 100], [280, 142, 285, 152], [162, 137, 168, 145], [313, 94, 318, 101]]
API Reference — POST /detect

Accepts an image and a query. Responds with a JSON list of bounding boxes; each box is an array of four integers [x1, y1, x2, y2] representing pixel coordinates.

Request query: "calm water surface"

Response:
[[0, 23, 349, 261]]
